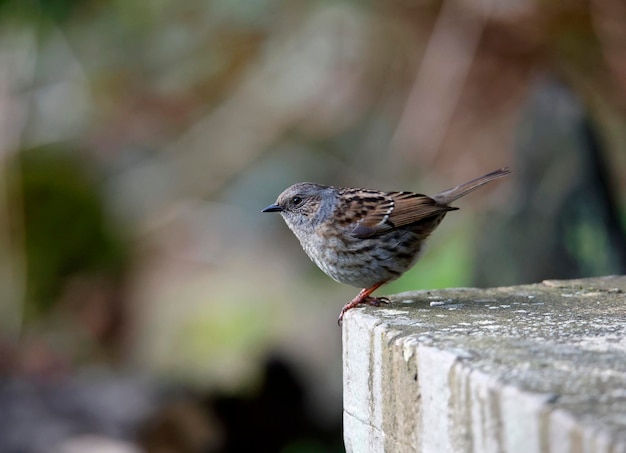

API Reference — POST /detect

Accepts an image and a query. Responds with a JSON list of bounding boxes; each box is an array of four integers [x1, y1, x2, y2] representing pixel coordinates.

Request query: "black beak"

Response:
[[262, 204, 283, 213]]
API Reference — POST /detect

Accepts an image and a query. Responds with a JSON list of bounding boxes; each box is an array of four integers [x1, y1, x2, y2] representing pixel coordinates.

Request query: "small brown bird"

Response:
[[263, 167, 510, 324]]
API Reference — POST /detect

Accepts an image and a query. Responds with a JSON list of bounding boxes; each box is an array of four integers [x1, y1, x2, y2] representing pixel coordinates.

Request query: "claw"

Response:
[[337, 282, 388, 325], [367, 296, 390, 307]]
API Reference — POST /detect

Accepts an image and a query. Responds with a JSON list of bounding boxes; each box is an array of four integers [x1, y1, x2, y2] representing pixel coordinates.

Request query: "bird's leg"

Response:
[[338, 281, 388, 325]]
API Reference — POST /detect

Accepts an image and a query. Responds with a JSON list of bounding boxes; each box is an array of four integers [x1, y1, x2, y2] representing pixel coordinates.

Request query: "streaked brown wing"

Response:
[[350, 191, 456, 239]]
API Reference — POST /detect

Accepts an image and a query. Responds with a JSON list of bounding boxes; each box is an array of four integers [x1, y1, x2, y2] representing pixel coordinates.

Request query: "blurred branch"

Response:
[[0, 25, 37, 340], [391, 0, 496, 161], [106, 4, 376, 226]]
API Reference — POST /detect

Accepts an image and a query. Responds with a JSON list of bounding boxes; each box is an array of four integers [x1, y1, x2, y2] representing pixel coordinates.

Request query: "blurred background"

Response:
[[1, 0, 626, 452]]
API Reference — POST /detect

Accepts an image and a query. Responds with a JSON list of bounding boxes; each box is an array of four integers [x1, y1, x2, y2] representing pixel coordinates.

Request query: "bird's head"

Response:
[[262, 183, 336, 234]]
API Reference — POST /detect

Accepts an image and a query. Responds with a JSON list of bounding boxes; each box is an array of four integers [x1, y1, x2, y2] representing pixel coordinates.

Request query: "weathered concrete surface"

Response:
[[342, 276, 626, 453]]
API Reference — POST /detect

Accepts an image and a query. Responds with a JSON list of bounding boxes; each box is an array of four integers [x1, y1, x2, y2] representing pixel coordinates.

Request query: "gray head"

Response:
[[262, 182, 337, 233]]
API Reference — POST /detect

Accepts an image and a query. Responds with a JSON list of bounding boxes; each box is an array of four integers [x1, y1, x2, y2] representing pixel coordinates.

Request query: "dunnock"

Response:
[[263, 167, 510, 324]]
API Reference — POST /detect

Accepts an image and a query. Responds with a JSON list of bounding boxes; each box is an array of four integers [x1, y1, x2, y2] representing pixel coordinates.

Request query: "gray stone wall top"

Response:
[[342, 276, 626, 453]]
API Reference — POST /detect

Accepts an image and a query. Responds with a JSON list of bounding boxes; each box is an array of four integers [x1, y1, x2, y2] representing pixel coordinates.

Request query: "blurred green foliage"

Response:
[[0, 0, 87, 23], [17, 145, 127, 318]]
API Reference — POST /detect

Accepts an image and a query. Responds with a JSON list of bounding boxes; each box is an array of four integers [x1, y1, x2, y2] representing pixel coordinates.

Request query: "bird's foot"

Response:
[[337, 284, 388, 325]]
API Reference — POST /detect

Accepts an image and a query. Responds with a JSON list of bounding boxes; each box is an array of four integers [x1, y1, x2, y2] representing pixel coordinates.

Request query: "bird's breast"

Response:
[[295, 225, 425, 288]]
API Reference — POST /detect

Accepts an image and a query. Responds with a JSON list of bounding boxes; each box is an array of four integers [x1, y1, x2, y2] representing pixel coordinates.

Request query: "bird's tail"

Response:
[[433, 167, 511, 205]]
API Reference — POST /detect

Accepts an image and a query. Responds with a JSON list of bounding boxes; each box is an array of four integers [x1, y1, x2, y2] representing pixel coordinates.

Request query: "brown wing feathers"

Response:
[[349, 191, 455, 239], [385, 192, 456, 227]]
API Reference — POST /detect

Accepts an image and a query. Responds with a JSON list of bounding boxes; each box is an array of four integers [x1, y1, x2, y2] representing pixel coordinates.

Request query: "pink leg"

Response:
[[337, 281, 388, 325]]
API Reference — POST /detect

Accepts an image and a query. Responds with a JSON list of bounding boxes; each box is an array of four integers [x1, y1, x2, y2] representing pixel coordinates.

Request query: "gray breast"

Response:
[[305, 228, 425, 288]]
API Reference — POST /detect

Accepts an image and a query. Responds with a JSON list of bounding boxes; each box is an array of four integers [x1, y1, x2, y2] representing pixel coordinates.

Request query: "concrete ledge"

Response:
[[342, 276, 626, 453]]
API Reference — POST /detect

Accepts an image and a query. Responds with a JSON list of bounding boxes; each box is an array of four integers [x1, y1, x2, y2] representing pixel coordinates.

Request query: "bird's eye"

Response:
[[291, 196, 303, 207]]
